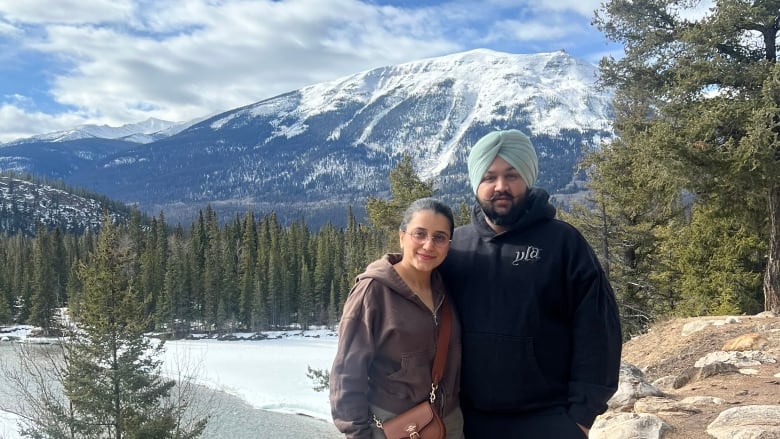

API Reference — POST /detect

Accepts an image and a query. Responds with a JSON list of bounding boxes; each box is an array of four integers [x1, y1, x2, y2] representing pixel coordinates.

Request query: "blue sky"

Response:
[[0, 0, 622, 142]]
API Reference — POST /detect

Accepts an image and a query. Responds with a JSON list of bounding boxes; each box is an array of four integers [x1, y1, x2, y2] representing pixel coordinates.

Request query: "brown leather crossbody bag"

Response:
[[374, 299, 452, 439]]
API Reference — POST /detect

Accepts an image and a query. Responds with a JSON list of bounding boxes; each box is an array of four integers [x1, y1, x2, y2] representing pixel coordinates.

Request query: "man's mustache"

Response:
[[489, 191, 518, 201]]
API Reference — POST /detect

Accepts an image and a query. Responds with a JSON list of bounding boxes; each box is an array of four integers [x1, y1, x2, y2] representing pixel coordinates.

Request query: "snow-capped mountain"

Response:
[[0, 49, 614, 227], [2, 117, 199, 145]]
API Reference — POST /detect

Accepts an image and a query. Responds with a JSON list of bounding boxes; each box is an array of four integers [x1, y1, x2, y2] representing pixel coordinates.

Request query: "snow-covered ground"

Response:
[[0, 326, 339, 439]]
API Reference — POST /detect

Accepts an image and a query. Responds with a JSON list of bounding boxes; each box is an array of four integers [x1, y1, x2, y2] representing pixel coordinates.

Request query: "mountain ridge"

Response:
[[0, 49, 614, 227], [0, 173, 138, 235]]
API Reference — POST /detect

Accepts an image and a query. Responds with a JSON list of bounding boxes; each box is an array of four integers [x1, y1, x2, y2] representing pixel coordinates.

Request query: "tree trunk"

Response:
[[765, 184, 780, 312]]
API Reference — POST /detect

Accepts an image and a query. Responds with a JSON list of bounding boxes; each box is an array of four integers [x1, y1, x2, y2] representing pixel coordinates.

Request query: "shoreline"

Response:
[[191, 383, 341, 439], [0, 338, 342, 439]]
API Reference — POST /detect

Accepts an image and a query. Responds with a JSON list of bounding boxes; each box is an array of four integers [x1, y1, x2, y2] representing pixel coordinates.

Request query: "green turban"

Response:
[[467, 129, 538, 194]]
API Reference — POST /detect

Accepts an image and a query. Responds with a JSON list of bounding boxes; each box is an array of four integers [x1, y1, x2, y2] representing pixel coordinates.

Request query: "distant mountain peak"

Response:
[[0, 49, 614, 227], [2, 117, 201, 146]]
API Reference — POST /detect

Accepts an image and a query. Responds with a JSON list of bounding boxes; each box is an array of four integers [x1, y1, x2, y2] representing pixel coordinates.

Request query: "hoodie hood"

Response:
[[357, 253, 414, 298], [357, 253, 446, 308]]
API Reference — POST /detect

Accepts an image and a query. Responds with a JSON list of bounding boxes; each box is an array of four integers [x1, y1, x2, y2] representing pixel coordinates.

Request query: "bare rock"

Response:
[[681, 316, 742, 336], [633, 396, 701, 415], [590, 413, 671, 439], [651, 375, 677, 392], [679, 396, 726, 406], [608, 363, 664, 410], [706, 405, 780, 439], [695, 350, 777, 368], [673, 361, 739, 389]]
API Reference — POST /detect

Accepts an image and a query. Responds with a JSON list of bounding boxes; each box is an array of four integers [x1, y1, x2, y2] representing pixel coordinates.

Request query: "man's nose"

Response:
[[494, 176, 508, 191]]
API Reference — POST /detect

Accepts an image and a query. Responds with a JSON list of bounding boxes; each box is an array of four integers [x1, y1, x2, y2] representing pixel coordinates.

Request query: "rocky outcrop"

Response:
[[706, 405, 780, 439], [591, 413, 671, 439], [672, 361, 739, 389], [592, 312, 780, 438]]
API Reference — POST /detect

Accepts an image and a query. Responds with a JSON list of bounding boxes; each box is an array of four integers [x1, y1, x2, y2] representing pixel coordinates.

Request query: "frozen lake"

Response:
[[0, 333, 342, 439]]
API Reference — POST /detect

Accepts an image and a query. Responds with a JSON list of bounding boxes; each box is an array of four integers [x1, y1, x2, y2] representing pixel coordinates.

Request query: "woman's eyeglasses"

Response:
[[404, 229, 451, 247]]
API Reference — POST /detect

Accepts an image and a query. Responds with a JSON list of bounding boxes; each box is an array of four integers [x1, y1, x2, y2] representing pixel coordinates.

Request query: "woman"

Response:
[[329, 198, 463, 439]]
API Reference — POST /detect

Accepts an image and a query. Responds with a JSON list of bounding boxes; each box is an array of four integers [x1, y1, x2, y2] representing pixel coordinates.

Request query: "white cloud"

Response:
[[479, 0, 604, 18], [0, 103, 91, 142], [0, 0, 615, 142], [2, 0, 458, 135], [490, 18, 571, 43], [0, 19, 19, 36], [674, 0, 715, 21], [0, 0, 134, 24], [532, 0, 604, 17]]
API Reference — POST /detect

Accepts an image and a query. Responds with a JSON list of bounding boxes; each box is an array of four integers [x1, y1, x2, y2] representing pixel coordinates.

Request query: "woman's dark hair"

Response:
[[399, 197, 455, 237]]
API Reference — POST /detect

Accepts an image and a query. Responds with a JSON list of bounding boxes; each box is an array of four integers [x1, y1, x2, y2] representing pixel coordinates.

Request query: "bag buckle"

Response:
[[429, 383, 438, 404]]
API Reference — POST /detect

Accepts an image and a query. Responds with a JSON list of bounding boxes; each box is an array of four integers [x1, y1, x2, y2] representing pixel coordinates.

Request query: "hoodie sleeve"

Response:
[[329, 280, 376, 439], [566, 240, 623, 428]]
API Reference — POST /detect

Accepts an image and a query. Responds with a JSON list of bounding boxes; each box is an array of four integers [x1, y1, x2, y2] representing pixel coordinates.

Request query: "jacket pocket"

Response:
[[385, 349, 435, 394], [461, 332, 554, 410]]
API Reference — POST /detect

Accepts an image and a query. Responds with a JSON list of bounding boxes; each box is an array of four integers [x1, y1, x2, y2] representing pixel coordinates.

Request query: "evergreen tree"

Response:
[[313, 225, 337, 322], [455, 202, 471, 227], [329, 226, 346, 321], [343, 207, 363, 282], [282, 220, 307, 327], [252, 214, 272, 330], [0, 238, 12, 322], [37, 217, 207, 439], [264, 213, 284, 328], [298, 256, 314, 329], [202, 206, 222, 331], [161, 226, 191, 336], [667, 204, 764, 315], [65, 259, 84, 319], [594, 0, 780, 312], [566, 136, 687, 334], [328, 281, 339, 328], [29, 227, 60, 334], [139, 212, 168, 330], [139, 218, 159, 329], [219, 216, 241, 331], [51, 227, 68, 307], [365, 154, 434, 248], [190, 210, 207, 330], [11, 233, 33, 323], [238, 212, 257, 329]]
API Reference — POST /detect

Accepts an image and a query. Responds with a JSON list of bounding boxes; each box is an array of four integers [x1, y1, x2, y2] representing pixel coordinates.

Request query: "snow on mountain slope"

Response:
[[0, 49, 614, 227]]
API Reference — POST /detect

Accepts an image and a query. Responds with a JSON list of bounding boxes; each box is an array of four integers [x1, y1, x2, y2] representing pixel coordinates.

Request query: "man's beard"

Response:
[[478, 191, 527, 226]]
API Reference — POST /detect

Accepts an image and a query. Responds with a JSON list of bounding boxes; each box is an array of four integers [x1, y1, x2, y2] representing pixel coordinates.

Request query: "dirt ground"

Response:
[[620, 314, 780, 438]]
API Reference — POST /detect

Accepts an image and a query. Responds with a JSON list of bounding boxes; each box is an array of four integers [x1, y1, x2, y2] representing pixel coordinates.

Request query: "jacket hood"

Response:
[[356, 253, 414, 298], [356, 253, 447, 307]]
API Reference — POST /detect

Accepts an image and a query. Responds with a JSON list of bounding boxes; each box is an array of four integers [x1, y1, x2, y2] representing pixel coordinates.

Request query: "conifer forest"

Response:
[[0, 204, 388, 336]]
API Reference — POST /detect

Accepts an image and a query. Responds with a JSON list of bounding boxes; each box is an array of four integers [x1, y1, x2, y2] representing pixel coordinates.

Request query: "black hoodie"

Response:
[[439, 188, 622, 429]]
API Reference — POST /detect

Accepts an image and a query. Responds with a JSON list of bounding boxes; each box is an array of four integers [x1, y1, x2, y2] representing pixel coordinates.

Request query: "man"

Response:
[[439, 129, 622, 437]]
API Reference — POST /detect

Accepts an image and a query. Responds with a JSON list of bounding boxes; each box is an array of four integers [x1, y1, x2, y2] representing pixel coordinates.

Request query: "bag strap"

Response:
[[430, 298, 451, 386], [371, 299, 453, 429]]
